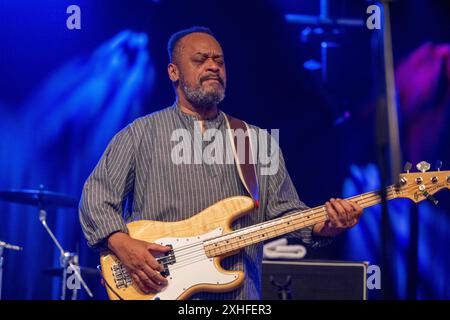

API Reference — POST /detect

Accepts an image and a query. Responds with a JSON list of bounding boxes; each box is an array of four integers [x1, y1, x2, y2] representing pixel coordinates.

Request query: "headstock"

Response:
[[395, 161, 450, 204]]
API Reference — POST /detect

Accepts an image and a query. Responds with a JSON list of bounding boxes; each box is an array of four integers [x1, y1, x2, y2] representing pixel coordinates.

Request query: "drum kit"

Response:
[[0, 186, 99, 300]]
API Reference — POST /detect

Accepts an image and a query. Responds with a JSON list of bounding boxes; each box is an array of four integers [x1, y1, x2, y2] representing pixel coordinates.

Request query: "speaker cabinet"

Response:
[[262, 260, 368, 300]]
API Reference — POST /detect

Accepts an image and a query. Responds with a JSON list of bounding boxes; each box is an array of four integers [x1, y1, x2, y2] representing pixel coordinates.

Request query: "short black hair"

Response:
[[167, 26, 214, 63]]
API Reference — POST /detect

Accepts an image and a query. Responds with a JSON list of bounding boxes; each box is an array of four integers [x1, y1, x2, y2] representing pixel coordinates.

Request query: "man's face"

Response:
[[171, 32, 227, 109]]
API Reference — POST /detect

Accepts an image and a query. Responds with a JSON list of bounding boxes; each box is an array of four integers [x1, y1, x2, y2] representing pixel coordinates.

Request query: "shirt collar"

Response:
[[172, 102, 225, 129]]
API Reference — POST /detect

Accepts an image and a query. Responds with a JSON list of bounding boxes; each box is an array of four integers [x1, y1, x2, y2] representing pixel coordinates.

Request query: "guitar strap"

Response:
[[223, 113, 260, 208]]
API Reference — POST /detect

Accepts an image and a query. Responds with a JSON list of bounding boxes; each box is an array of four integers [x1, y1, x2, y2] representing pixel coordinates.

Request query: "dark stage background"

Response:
[[0, 0, 449, 299]]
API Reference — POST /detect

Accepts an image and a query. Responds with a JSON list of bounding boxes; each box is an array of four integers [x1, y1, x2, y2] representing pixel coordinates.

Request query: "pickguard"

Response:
[[151, 227, 239, 300]]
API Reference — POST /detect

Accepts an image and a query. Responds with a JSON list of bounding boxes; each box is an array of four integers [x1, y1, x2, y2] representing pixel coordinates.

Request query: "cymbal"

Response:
[[0, 189, 79, 209], [42, 267, 100, 277]]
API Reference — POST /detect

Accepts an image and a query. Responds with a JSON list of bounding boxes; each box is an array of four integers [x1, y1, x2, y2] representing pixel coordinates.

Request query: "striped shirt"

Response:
[[79, 104, 331, 300]]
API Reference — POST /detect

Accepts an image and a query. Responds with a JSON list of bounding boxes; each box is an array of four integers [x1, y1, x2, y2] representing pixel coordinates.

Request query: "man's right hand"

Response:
[[107, 232, 171, 294]]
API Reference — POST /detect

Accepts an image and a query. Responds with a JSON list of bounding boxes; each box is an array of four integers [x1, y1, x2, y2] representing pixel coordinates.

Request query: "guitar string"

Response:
[[167, 214, 330, 272], [162, 187, 400, 264], [161, 182, 441, 269], [168, 189, 402, 271], [169, 181, 438, 270], [162, 187, 405, 268], [168, 210, 330, 266], [163, 186, 401, 260], [167, 212, 333, 271]]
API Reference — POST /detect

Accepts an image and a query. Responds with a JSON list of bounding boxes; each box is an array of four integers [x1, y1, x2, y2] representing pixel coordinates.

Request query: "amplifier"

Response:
[[262, 260, 368, 300]]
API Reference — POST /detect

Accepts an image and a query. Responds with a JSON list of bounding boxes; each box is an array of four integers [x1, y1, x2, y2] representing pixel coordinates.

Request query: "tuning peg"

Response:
[[404, 162, 413, 173], [416, 161, 431, 173], [420, 188, 439, 205], [435, 160, 443, 171], [424, 191, 439, 205]]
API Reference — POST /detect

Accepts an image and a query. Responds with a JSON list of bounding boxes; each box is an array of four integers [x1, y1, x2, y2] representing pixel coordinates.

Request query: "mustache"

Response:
[[200, 74, 224, 86]]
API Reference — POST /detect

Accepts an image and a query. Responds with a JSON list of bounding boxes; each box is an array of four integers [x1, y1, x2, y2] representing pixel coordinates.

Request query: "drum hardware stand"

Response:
[[38, 204, 93, 299], [0, 186, 93, 299]]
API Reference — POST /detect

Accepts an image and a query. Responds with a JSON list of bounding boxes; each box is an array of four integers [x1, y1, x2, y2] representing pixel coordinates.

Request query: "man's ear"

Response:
[[168, 63, 180, 82]]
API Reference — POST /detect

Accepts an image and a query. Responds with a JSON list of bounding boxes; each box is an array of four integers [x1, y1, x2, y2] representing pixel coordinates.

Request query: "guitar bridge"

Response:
[[111, 261, 132, 289]]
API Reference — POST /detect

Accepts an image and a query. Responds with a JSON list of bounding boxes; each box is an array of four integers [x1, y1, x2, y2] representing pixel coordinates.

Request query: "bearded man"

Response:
[[79, 26, 363, 299]]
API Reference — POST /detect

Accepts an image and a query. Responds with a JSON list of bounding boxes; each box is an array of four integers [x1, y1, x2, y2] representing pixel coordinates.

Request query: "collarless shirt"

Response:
[[79, 104, 331, 300]]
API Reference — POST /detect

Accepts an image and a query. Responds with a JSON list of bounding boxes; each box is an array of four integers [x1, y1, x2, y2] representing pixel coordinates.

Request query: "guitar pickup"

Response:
[[157, 244, 175, 277]]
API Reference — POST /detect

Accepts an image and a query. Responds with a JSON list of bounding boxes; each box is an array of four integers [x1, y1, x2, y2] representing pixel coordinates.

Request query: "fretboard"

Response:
[[204, 185, 399, 257]]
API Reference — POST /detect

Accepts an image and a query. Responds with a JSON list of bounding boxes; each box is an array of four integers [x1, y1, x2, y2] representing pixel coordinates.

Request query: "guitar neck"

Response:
[[204, 185, 399, 257]]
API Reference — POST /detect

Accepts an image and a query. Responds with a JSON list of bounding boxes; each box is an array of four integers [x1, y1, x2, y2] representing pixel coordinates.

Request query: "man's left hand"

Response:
[[313, 198, 363, 237]]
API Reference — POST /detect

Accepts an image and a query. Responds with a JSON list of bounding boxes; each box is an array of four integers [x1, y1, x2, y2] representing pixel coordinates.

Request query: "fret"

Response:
[[205, 184, 405, 257], [206, 210, 328, 256]]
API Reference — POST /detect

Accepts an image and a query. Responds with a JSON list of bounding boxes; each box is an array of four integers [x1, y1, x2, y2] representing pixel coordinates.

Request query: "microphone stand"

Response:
[[0, 240, 23, 300]]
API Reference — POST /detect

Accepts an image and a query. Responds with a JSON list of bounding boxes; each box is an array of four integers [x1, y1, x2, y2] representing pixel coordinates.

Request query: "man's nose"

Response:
[[205, 59, 220, 72]]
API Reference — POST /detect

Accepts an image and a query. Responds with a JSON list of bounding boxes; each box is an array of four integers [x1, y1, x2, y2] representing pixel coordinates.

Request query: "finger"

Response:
[[135, 269, 162, 292], [339, 199, 354, 214], [142, 260, 168, 285], [349, 201, 363, 218], [333, 199, 353, 228], [345, 201, 362, 223], [144, 254, 164, 272], [151, 270, 168, 285], [147, 243, 172, 252], [325, 201, 340, 227], [141, 262, 164, 284], [131, 273, 150, 294], [346, 201, 362, 227], [331, 198, 347, 216], [329, 199, 348, 225], [134, 269, 154, 291], [341, 199, 359, 222], [347, 201, 362, 219], [152, 272, 168, 286]]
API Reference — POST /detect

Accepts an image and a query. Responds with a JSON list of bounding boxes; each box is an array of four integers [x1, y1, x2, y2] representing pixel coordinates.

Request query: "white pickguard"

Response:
[[151, 227, 239, 300]]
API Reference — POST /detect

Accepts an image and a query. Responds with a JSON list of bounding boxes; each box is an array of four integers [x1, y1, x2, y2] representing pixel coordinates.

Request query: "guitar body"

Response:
[[100, 196, 255, 300]]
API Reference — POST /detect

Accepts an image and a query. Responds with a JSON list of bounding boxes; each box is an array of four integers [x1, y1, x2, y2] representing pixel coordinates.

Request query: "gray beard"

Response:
[[182, 82, 225, 110]]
